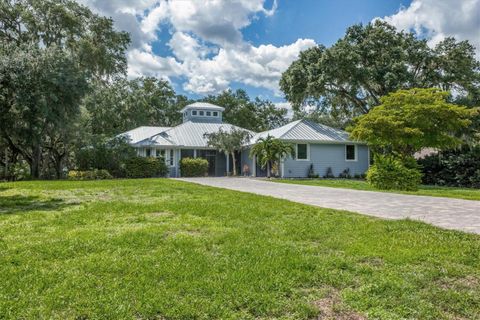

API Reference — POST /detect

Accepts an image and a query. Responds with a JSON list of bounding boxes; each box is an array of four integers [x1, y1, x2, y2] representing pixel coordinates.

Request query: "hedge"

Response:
[[68, 169, 113, 180], [418, 145, 480, 188], [125, 157, 169, 178], [180, 157, 209, 177]]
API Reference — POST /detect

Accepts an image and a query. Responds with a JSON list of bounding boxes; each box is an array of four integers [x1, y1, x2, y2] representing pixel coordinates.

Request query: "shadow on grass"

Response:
[[0, 194, 72, 215]]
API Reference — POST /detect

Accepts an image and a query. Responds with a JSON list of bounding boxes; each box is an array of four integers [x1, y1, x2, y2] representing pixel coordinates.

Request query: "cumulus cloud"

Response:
[[381, 0, 480, 57], [78, 0, 315, 95]]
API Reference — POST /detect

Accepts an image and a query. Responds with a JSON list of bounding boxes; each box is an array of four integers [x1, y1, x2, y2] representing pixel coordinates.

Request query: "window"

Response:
[[346, 144, 356, 161], [192, 110, 197, 115], [169, 150, 174, 165], [213, 111, 218, 117], [156, 149, 166, 158], [206, 111, 211, 116], [199, 111, 204, 116], [145, 148, 151, 157], [296, 144, 308, 160]]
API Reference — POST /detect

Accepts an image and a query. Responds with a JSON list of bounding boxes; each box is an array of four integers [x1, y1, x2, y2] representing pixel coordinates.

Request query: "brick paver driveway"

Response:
[[177, 177, 480, 234]]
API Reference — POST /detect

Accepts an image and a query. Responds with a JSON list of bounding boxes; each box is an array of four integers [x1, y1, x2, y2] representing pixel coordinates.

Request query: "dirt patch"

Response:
[[148, 212, 174, 218], [439, 275, 480, 290], [314, 290, 366, 320]]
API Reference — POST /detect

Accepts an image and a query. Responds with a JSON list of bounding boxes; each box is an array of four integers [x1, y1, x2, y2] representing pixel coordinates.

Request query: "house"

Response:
[[120, 102, 370, 178]]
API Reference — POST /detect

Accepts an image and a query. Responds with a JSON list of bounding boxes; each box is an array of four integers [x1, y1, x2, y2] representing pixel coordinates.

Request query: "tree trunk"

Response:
[[266, 161, 271, 178], [30, 144, 42, 179], [4, 149, 8, 179], [54, 154, 64, 179], [231, 152, 237, 176]]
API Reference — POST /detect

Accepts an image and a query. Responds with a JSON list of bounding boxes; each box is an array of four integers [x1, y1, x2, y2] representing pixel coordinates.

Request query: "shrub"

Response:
[[418, 145, 480, 188], [307, 163, 319, 178], [125, 157, 169, 178], [338, 168, 351, 179], [323, 167, 334, 178], [367, 155, 422, 191], [180, 157, 208, 177], [75, 136, 136, 178], [68, 169, 113, 180]]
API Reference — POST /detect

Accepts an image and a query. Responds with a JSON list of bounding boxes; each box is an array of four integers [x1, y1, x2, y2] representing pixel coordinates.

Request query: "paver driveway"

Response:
[[178, 177, 480, 234]]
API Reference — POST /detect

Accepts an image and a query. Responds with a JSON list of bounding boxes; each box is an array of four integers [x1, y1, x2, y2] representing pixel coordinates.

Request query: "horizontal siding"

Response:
[[283, 144, 369, 178]]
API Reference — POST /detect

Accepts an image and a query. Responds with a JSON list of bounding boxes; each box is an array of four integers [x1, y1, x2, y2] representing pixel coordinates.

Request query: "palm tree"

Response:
[[249, 135, 295, 178]]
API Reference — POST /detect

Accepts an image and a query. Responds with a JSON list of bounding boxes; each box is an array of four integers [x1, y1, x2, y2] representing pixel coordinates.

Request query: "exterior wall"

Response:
[[282, 143, 369, 178]]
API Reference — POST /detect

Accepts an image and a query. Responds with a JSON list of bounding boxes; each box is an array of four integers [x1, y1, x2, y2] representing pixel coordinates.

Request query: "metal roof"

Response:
[[179, 102, 225, 113], [251, 119, 355, 144], [119, 126, 171, 144], [160, 121, 255, 147], [121, 119, 358, 149]]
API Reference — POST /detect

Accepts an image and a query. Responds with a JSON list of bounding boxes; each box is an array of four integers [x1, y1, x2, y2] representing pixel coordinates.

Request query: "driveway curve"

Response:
[[177, 177, 480, 234]]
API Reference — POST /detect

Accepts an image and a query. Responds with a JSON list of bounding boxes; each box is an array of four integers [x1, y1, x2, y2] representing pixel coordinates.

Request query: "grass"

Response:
[[0, 179, 479, 319], [273, 178, 480, 201]]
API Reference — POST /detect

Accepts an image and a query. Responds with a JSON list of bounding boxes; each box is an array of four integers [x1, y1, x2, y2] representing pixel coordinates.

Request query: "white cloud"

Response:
[[126, 48, 184, 80], [381, 0, 480, 57], [274, 102, 293, 118], [78, 0, 314, 96]]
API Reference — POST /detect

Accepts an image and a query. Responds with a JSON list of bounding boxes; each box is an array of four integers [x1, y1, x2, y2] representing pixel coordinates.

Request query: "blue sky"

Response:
[[80, 0, 479, 104]]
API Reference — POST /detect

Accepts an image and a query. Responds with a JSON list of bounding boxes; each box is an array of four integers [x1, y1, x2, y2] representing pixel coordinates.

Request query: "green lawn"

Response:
[[0, 179, 479, 319], [273, 179, 480, 201]]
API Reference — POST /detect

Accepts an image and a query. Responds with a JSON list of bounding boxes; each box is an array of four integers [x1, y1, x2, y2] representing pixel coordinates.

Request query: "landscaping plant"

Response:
[[250, 135, 295, 178], [367, 155, 422, 191], [179, 158, 209, 177], [125, 157, 169, 178]]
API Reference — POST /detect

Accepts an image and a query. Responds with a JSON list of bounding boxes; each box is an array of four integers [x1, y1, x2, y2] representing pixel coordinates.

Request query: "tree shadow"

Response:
[[0, 194, 72, 215]]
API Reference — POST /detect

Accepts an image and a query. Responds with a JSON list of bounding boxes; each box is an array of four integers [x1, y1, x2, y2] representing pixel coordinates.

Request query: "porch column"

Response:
[[252, 155, 256, 177], [281, 157, 285, 178], [226, 153, 230, 175], [193, 149, 197, 158]]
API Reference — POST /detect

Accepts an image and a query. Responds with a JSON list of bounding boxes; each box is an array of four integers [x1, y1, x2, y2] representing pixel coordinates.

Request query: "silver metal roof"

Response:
[[251, 119, 355, 144], [160, 121, 254, 147], [121, 119, 358, 149], [179, 102, 225, 113], [119, 126, 171, 144]]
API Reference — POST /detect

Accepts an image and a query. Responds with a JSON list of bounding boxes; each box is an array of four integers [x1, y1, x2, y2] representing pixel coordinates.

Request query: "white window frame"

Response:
[[199, 110, 204, 116], [206, 111, 211, 116], [192, 110, 197, 116], [296, 143, 309, 161], [213, 111, 218, 117], [345, 144, 357, 162]]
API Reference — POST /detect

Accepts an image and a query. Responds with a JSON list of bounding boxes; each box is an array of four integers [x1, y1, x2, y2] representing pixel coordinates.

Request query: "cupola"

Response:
[[180, 102, 225, 123]]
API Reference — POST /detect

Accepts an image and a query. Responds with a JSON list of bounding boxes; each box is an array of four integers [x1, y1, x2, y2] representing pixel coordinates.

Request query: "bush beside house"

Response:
[[367, 155, 422, 191], [125, 157, 169, 178], [180, 158, 209, 177]]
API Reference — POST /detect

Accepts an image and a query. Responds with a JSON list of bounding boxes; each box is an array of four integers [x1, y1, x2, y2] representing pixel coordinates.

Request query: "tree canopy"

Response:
[[203, 89, 288, 132], [0, 0, 130, 178], [280, 21, 480, 119], [348, 88, 478, 158], [82, 77, 189, 136]]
